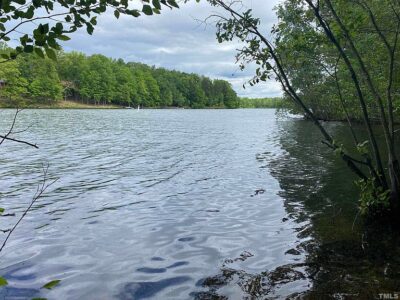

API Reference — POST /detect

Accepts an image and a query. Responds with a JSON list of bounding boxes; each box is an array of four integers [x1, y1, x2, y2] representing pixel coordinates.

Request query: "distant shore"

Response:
[[0, 100, 123, 109], [0, 100, 282, 109], [0, 101, 196, 109]]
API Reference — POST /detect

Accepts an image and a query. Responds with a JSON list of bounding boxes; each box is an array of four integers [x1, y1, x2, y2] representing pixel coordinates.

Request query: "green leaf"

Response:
[[47, 38, 59, 49], [38, 23, 49, 34], [34, 47, 44, 58], [25, 6, 34, 19], [0, 277, 8, 286], [57, 35, 70, 41], [86, 23, 94, 35], [114, 10, 120, 19], [45, 47, 57, 61], [167, 0, 179, 8], [152, 0, 161, 9], [131, 10, 140, 17], [54, 22, 63, 34], [142, 5, 153, 15], [0, 208, 4, 214], [42, 280, 60, 290], [24, 45, 34, 53]]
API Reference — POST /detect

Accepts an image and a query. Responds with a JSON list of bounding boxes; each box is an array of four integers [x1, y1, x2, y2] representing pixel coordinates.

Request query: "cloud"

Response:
[[61, 0, 283, 98]]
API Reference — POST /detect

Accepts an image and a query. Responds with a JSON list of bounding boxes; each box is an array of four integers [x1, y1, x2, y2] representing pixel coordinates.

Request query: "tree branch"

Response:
[[0, 164, 57, 253]]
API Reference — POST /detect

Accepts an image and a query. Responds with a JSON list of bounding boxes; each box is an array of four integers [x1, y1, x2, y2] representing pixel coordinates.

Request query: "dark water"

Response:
[[0, 109, 399, 300]]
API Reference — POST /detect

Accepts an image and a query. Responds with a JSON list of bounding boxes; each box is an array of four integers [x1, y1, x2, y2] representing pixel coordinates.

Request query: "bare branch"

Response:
[[0, 110, 39, 149], [0, 135, 39, 149], [0, 109, 20, 147], [0, 164, 58, 253]]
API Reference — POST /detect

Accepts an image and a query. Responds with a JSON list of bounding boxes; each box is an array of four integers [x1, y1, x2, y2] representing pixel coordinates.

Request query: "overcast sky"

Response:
[[61, 0, 282, 98]]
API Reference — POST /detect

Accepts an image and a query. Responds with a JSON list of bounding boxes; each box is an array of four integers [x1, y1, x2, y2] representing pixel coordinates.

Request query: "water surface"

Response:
[[0, 109, 399, 299]]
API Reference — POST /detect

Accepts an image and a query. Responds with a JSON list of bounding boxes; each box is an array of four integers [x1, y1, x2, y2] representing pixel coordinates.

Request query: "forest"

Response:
[[0, 45, 240, 108], [239, 97, 285, 108], [272, 0, 400, 123]]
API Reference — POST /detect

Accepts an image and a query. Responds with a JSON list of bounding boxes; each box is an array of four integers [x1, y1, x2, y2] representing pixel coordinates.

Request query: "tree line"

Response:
[[0, 45, 240, 108], [239, 97, 284, 108]]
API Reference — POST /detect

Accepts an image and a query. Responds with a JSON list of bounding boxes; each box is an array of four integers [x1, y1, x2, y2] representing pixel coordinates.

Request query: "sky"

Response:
[[62, 0, 283, 98]]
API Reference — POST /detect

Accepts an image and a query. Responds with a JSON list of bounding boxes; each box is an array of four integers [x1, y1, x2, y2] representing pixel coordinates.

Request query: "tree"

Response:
[[17, 54, 62, 102], [0, 59, 28, 106], [113, 61, 137, 106], [152, 68, 174, 107], [186, 75, 207, 108], [206, 0, 400, 217], [128, 66, 148, 107], [201, 77, 213, 105], [1, 44, 240, 108], [57, 51, 88, 101], [142, 69, 160, 107]]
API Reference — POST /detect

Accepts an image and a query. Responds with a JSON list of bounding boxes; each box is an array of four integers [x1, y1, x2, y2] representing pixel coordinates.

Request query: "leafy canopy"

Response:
[[0, 0, 179, 60]]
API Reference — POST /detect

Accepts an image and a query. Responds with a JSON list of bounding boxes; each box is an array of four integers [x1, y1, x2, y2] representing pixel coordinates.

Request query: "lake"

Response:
[[0, 109, 399, 299]]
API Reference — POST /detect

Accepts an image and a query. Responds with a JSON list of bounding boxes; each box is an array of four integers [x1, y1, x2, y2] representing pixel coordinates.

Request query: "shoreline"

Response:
[[0, 100, 280, 110], [0, 100, 122, 109]]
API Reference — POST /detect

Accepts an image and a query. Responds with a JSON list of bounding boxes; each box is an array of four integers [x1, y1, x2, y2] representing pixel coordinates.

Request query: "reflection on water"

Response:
[[198, 119, 400, 299], [0, 109, 399, 299]]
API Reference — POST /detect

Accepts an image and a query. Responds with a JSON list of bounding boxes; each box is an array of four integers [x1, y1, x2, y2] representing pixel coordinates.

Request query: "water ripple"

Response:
[[0, 109, 300, 299]]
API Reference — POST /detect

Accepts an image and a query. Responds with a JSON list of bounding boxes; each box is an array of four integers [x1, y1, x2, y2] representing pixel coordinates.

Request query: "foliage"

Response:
[[356, 178, 390, 215], [0, 0, 178, 61], [41, 279, 61, 289], [0, 46, 239, 108], [0, 277, 8, 286], [0, 46, 62, 105], [239, 97, 285, 108], [273, 0, 400, 122], [206, 0, 400, 214]]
